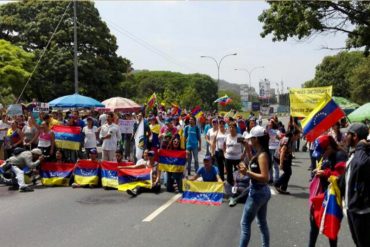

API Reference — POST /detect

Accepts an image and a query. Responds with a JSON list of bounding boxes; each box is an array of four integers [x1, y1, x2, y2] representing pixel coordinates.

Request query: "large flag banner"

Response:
[[134, 120, 144, 161], [191, 105, 203, 119], [302, 95, 345, 142], [40, 162, 74, 186], [74, 160, 100, 186], [101, 161, 119, 189], [147, 93, 157, 109], [52, 125, 82, 151], [117, 167, 152, 191], [289, 86, 333, 117], [158, 149, 187, 173], [214, 95, 232, 106], [179, 180, 224, 206], [312, 177, 343, 240]]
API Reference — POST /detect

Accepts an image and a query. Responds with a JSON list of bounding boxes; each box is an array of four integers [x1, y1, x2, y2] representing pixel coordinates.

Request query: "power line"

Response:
[[16, 1, 73, 103]]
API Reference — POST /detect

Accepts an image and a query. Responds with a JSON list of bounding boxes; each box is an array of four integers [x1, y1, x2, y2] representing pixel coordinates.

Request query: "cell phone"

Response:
[[237, 137, 245, 143]]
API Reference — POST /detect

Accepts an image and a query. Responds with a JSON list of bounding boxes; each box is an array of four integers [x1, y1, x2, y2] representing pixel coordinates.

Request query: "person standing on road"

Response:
[[240, 125, 271, 247], [267, 119, 281, 184], [338, 123, 370, 247], [215, 119, 227, 181], [184, 116, 201, 176], [100, 112, 121, 161], [82, 117, 98, 158]]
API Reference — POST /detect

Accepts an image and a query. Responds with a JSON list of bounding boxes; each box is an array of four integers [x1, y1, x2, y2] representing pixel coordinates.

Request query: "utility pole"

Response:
[[73, 0, 78, 94]]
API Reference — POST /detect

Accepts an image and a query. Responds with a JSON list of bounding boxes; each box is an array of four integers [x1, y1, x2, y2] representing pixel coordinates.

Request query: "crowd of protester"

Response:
[[0, 105, 369, 247]]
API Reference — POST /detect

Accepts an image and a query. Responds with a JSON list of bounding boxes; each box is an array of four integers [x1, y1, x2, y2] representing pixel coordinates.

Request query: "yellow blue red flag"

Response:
[[73, 160, 100, 186], [179, 180, 224, 206], [40, 162, 74, 186], [158, 149, 187, 173], [118, 167, 152, 191], [52, 125, 82, 151], [101, 161, 119, 189]]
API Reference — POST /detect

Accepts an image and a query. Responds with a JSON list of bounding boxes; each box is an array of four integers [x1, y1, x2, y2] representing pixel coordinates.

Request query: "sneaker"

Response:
[[19, 186, 34, 192], [229, 198, 237, 207], [275, 186, 290, 195], [126, 189, 137, 197], [71, 183, 81, 189]]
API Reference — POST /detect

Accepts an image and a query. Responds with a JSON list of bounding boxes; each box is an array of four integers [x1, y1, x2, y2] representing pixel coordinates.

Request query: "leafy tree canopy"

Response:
[[0, 39, 34, 105], [259, 1, 370, 54], [303, 51, 369, 104], [0, 0, 131, 102]]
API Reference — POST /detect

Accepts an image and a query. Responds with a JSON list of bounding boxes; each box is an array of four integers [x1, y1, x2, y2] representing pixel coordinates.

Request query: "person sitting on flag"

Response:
[[308, 135, 347, 247], [188, 155, 222, 182], [228, 161, 250, 207], [0, 148, 44, 192], [122, 150, 160, 197]]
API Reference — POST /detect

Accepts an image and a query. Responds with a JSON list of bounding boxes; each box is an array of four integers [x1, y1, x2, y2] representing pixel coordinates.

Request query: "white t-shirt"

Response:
[[225, 134, 243, 160], [215, 131, 226, 152], [99, 114, 107, 126], [83, 126, 98, 149], [99, 123, 121, 151], [206, 128, 218, 143], [268, 128, 280, 150], [0, 121, 10, 140]]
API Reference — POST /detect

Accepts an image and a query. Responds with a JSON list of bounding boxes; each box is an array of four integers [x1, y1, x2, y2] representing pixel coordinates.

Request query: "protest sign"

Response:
[[289, 86, 332, 117], [6, 104, 23, 116], [119, 119, 135, 134]]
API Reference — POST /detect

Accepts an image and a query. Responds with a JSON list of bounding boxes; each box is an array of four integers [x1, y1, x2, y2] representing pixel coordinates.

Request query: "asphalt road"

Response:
[[0, 125, 356, 247]]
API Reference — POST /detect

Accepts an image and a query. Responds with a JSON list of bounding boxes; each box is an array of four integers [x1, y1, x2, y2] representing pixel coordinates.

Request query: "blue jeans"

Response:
[[240, 185, 271, 247], [269, 149, 279, 182], [187, 146, 199, 175]]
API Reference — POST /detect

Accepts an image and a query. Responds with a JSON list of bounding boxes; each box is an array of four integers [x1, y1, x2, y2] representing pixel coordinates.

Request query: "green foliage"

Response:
[[218, 90, 242, 111], [303, 51, 369, 104], [129, 71, 218, 111], [0, 39, 34, 104], [259, 1, 370, 54], [0, 0, 131, 101]]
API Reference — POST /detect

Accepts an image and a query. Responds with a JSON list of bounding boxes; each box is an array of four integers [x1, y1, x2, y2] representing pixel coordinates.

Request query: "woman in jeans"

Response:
[[239, 125, 271, 247], [215, 119, 227, 181]]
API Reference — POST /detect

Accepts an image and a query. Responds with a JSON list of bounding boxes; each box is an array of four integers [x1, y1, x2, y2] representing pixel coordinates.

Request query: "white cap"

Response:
[[31, 148, 42, 156], [245, 126, 266, 139]]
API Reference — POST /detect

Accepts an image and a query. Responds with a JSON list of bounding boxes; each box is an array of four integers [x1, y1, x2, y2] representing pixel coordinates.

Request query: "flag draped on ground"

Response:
[[312, 176, 343, 240], [52, 125, 82, 151], [158, 149, 187, 173], [117, 167, 152, 191], [179, 180, 224, 206], [147, 93, 156, 109], [101, 161, 118, 189], [214, 95, 232, 106], [301, 95, 345, 142], [134, 120, 144, 161], [40, 162, 75, 186], [73, 160, 100, 186], [191, 105, 203, 119]]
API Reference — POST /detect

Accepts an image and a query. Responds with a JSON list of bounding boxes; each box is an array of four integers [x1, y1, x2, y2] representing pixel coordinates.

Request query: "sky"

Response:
[[94, 1, 348, 92]]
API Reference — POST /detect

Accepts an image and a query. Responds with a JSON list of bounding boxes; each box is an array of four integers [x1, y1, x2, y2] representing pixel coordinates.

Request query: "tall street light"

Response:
[[200, 53, 237, 83], [235, 66, 264, 101]]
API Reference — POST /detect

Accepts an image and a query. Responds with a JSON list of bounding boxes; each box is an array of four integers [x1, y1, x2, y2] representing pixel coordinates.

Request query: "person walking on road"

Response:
[[339, 123, 370, 247], [240, 126, 271, 247], [184, 116, 201, 176]]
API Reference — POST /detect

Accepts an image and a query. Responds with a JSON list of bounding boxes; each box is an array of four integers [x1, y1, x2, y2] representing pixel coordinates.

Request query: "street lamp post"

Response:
[[200, 53, 237, 83], [234, 66, 264, 101]]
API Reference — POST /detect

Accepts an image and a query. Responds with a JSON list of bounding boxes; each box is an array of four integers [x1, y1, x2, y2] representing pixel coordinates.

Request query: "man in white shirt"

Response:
[[99, 112, 121, 161]]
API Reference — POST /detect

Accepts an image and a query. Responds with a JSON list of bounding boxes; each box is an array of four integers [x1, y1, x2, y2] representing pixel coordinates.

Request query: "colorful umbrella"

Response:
[[347, 102, 370, 123], [102, 97, 142, 112], [48, 93, 104, 108]]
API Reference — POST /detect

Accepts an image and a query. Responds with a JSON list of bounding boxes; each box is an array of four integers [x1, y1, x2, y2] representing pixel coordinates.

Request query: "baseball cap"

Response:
[[347, 123, 369, 140], [89, 148, 98, 155], [203, 155, 212, 161], [312, 135, 332, 158], [31, 148, 42, 156], [245, 126, 266, 139], [148, 151, 155, 157]]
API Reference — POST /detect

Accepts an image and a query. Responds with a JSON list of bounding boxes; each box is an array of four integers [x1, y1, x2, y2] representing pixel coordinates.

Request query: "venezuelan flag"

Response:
[[147, 93, 157, 109], [171, 103, 182, 115], [52, 125, 82, 151], [179, 180, 224, 206], [191, 105, 203, 119], [74, 160, 100, 186], [40, 162, 74, 186], [158, 149, 187, 173], [214, 95, 232, 106], [101, 161, 119, 189], [319, 177, 343, 240], [117, 167, 152, 191], [302, 95, 345, 142]]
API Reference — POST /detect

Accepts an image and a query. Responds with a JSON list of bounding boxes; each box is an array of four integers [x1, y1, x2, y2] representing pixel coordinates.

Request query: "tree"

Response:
[[259, 1, 370, 54], [0, 39, 34, 105], [303, 51, 369, 104], [0, 0, 131, 101], [217, 90, 242, 111]]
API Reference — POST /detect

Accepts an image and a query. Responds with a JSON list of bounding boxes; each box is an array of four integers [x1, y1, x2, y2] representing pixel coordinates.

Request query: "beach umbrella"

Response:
[[48, 93, 104, 108], [347, 102, 370, 123], [333, 96, 359, 115], [102, 97, 142, 112]]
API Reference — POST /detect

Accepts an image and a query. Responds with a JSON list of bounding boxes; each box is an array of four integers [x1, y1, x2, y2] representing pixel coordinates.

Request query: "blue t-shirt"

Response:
[[184, 125, 200, 150], [197, 166, 219, 182], [204, 124, 211, 137]]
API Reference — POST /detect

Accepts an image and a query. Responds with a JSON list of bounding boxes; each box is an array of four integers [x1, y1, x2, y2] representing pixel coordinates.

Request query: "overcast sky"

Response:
[[94, 1, 348, 92]]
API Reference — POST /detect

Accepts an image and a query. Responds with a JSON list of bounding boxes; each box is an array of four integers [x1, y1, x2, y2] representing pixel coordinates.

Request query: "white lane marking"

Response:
[[270, 187, 277, 195], [142, 194, 182, 222]]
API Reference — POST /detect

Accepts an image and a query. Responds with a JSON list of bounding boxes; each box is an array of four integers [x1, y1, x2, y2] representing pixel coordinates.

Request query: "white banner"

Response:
[[119, 119, 135, 134], [134, 120, 144, 160]]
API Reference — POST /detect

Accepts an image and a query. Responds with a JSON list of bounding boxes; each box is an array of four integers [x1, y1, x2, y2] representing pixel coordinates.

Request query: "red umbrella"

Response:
[[102, 97, 142, 113]]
